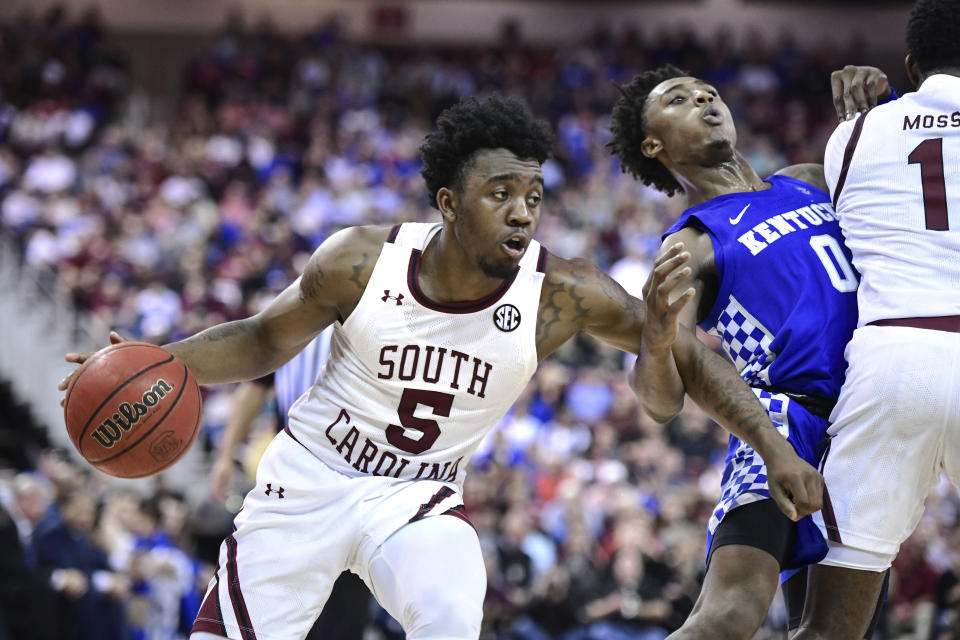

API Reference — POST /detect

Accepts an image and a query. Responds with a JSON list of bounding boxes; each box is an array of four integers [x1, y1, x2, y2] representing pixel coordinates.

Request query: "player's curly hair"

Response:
[[420, 95, 555, 210], [906, 0, 960, 75], [608, 64, 688, 197]]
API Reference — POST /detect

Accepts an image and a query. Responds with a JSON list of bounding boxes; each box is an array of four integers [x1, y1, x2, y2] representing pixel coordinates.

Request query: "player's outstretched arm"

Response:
[[537, 251, 823, 521], [535, 245, 693, 361], [535, 252, 648, 359], [672, 334, 823, 521], [59, 226, 390, 394], [631, 228, 714, 423], [163, 226, 388, 385], [629, 242, 695, 423]]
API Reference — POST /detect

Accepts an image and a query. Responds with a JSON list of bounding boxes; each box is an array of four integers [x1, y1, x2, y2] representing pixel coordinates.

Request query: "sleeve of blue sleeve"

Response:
[[878, 87, 899, 105]]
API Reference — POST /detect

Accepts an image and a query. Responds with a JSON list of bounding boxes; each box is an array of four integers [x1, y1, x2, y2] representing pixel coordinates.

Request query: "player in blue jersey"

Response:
[[608, 66, 893, 639]]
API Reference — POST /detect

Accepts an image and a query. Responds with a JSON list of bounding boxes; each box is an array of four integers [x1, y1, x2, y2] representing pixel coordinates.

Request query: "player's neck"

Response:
[[677, 150, 769, 207], [418, 229, 510, 303], [918, 67, 960, 86]]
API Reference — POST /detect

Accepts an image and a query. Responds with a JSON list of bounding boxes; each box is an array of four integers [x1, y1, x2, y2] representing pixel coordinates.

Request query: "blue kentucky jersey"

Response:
[[664, 174, 858, 399]]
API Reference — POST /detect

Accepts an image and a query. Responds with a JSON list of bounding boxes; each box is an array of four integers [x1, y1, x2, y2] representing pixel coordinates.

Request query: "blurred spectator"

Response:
[[579, 548, 676, 640], [127, 495, 204, 640], [33, 488, 131, 640], [0, 473, 87, 640]]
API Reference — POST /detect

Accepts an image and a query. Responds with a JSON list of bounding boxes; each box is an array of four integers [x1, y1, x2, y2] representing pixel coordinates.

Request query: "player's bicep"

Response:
[[578, 264, 646, 353], [254, 275, 340, 360], [256, 227, 383, 359], [536, 254, 645, 356]]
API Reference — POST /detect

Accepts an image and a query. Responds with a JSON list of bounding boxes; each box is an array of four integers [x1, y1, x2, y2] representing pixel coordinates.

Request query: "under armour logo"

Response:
[[265, 484, 285, 498], [382, 290, 404, 305]]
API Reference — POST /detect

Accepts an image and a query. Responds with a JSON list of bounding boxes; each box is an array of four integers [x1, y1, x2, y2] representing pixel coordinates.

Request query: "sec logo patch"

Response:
[[493, 304, 521, 332]]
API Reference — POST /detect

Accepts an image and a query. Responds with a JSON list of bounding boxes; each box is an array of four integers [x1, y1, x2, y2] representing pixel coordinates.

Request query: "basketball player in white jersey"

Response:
[[211, 327, 372, 640], [60, 96, 823, 640], [795, 1, 960, 638]]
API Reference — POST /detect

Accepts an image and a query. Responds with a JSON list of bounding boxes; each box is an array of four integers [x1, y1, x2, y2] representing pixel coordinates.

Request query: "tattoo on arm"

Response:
[[299, 263, 325, 304], [568, 284, 589, 323], [182, 320, 249, 344], [535, 271, 592, 352], [349, 253, 370, 291], [682, 344, 767, 445], [536, 280, 564, 351]]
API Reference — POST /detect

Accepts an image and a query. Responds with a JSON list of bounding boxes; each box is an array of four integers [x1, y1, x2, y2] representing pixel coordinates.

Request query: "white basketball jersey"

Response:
[[286, 222, 544, 488], [825, 74, 960, 327]]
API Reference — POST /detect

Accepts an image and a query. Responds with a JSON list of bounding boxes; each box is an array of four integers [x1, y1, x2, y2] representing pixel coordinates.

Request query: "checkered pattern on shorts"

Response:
[[758, 389, 790, 439], [707, 390, 792, 534], [709, 295, 777, 385]]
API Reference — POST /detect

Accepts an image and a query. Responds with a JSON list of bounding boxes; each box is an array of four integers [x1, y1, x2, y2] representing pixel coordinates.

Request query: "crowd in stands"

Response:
[[1, 6, 959, 640]]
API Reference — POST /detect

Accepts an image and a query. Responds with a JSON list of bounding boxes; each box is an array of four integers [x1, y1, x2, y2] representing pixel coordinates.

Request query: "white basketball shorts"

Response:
[[814, 325, 960, 570], [191, 429, 480, 640]]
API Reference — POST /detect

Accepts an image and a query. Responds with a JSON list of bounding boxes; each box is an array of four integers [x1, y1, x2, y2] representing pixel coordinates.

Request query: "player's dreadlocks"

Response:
[[907, 0, 960, 75], [420, 95, 555, 210], [608, 64, 688, 197]]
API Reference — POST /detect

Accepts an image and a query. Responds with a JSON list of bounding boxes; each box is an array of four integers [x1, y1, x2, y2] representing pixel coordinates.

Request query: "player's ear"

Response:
[[436, 187, 457, 222], [641, 135, 663, 159], [905, 53, 923, 89]]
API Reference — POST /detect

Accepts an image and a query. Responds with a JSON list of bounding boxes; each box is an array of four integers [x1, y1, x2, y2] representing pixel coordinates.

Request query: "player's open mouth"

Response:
[[500, 235, 528, 259]]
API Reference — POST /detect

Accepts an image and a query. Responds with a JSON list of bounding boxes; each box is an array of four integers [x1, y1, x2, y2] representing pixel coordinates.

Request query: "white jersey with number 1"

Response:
[[286, 222, 545, 488], [813, 74, 960, 572], [824, 73, 960, 327]]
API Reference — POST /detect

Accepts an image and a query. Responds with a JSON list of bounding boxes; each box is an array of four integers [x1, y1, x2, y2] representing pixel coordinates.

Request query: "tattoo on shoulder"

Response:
[[349, 253, 370, 291]]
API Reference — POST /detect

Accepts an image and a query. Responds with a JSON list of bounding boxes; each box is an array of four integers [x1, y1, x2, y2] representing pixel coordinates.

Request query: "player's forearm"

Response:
[[630, 343, 685, 423], [163, 318, 286, 385], [675, 337, 793, 462]]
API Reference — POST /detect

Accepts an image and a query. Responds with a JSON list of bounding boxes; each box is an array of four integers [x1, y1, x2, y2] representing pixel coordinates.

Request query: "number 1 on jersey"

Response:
[[908, 138, 950, 231]]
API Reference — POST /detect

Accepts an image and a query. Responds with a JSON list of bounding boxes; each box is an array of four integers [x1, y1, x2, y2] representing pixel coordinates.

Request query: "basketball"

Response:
[[63, 342, 202, 479]]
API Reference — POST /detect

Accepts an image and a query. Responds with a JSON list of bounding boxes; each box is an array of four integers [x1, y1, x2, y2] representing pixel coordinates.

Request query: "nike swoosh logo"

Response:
[[729, 204, 750, 225]]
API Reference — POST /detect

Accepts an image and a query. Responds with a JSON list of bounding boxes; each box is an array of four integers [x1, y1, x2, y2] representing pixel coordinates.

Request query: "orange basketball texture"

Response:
[[63, 342, 202, 478]]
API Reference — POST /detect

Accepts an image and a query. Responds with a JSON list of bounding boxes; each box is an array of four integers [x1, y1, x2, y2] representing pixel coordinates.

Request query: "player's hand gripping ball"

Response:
[[63, 341, 202, 478]]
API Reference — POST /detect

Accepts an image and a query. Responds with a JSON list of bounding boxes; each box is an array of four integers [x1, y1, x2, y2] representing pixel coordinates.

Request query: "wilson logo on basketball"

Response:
[[90, 379, 174, 448]]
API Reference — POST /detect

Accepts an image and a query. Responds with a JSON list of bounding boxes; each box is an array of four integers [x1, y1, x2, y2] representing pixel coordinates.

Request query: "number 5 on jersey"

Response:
[[387, 388, 453, 454]]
